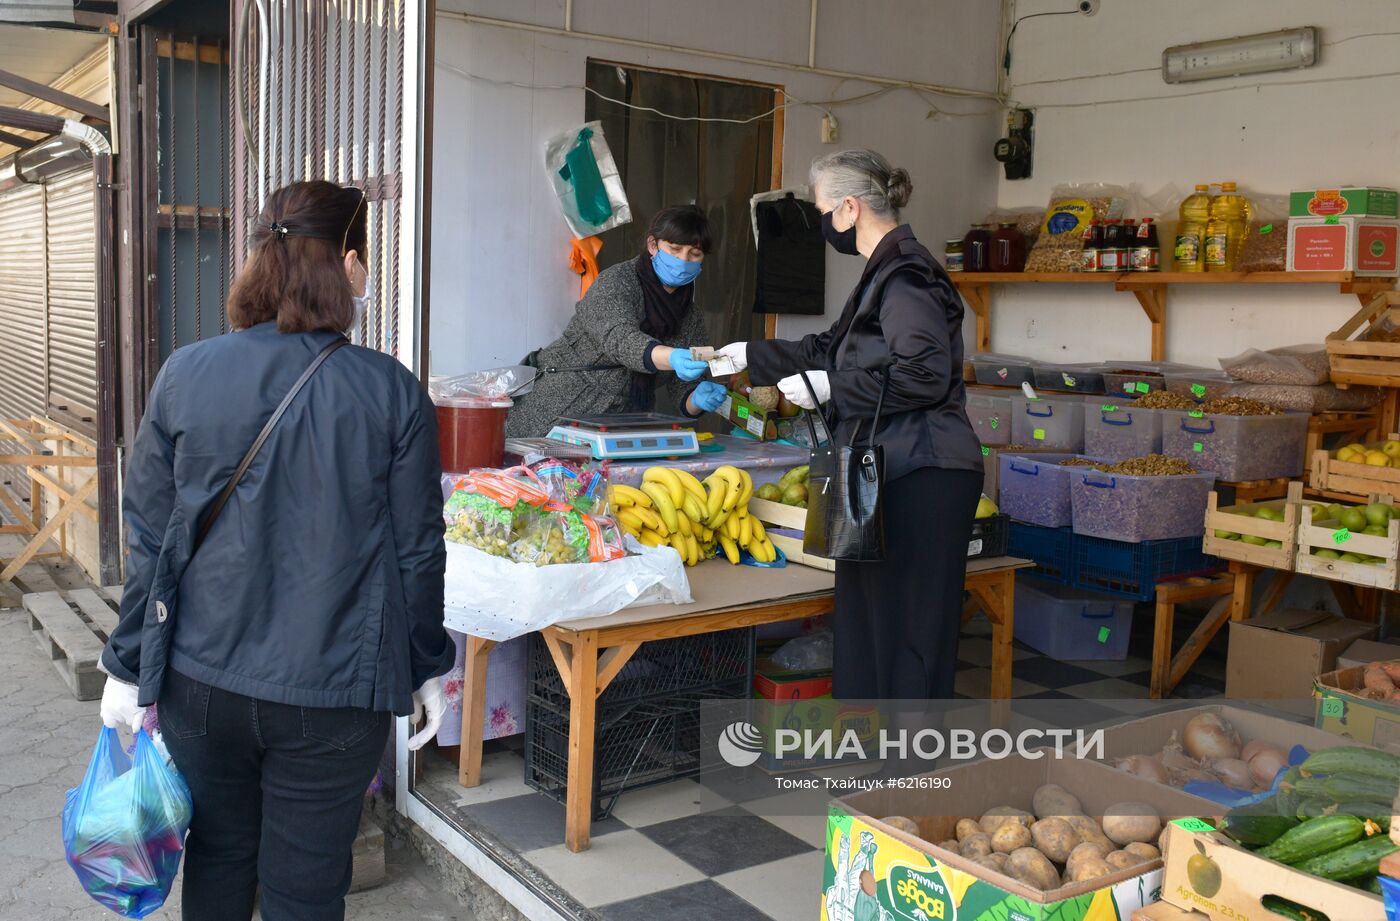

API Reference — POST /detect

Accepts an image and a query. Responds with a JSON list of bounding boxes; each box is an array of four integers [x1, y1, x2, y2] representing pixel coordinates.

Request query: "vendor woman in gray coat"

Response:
[[507, 205, 728, 436]]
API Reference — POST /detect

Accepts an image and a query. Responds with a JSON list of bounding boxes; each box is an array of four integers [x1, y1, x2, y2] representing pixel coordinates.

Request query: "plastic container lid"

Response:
[[434, 395, 513, 409]]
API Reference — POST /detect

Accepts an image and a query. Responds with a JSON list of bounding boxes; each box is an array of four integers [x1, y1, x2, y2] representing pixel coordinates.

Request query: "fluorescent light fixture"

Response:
[[1162, 27, 1318, 84]]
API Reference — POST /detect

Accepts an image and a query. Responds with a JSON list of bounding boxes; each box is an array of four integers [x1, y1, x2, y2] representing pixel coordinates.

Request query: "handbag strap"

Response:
[[798, 364, 892, 450], [193, 337, 349, 553]]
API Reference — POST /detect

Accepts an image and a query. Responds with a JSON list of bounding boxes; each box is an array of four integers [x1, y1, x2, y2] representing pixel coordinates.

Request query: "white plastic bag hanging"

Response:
[[442, 535, 691, 641], [544, 121, 632, 239]]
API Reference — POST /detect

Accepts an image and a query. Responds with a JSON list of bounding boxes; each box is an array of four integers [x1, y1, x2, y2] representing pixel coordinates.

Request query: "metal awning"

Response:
[[0, 23, 105, 157]]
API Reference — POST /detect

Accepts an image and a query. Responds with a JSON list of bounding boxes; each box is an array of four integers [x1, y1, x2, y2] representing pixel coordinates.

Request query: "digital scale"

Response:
[[546, 413, 701, 460]]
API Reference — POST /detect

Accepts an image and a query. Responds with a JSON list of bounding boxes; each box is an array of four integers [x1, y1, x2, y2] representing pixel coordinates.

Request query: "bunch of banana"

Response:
[[608, 464, 778, 565], [608, 468, 713, 566], [702, 465, 778, 564]]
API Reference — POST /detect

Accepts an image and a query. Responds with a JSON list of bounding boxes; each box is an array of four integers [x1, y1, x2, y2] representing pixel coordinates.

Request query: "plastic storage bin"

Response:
[[1083, 404, 1163, 461], [1162, 368, 1237, 403], [1159, 410, 1309, 481], [1067, 466, 1216, 542], [966, 392, 1011, 446], [1011, 395, 1085, 451], [970, 353, 1036, 387], [999, 453, 1100, 528], [1031, 363, 1108, 395], [1012, 576, 1134, 660]]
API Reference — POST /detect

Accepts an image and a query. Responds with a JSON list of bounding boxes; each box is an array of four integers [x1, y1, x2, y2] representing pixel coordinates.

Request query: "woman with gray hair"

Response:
[[717, 149, 982, 701]]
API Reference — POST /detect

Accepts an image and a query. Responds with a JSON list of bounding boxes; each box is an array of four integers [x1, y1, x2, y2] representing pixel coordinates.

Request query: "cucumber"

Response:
[[1355, 875, 1383, 895], [1277, 766, 1303, 816], [1220, 809, 1300, 846], [1259, 895, 1330, 921], [1321, 774, 1399, 805], [1257, 815, 1368, 864], [1300, 747, 1400, 782], [1325, 801, 1393, 822], [1294, 834, 1399, 881], [1296, 798, 1335, 819]]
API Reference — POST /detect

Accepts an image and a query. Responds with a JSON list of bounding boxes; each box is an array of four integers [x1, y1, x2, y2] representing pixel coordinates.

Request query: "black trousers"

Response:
[[832, 466, 984, 700], [158, 669, 391, 921]]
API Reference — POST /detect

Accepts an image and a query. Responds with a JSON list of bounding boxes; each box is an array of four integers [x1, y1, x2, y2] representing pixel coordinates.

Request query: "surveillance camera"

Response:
[[1078, 0, 1100, 15]]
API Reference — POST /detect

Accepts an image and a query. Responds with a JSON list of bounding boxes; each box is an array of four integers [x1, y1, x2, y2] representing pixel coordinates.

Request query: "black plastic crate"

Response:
[[524, 628, 754, 818], [967, 513, 1009, 561]]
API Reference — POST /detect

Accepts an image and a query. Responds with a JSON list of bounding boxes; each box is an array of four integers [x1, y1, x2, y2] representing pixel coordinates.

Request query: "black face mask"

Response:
[[821, 207, 860, 256]]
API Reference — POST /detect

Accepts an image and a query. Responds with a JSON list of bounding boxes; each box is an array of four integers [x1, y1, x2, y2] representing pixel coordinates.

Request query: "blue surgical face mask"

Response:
[[652, 248, 702, 287]]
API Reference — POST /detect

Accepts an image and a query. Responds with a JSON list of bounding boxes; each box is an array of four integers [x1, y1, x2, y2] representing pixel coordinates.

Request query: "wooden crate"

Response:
[[1202, 481, 1304, 571], [1295, 503, 1400, 591], [1311, 434, 1400, 500], [1327, 291, 1400, 387], [23, 588, 121, 699], [748, 497, 834, 571]]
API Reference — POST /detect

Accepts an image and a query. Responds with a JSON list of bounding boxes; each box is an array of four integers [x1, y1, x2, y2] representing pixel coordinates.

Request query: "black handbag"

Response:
[[800, 369, 890, 562]]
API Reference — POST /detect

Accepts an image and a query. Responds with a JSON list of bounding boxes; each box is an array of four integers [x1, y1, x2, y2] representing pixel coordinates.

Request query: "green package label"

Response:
[[1135, 382, 1151, 394], [1193, 442, 1204, 453], [1173, 817, 1217, 833], [1260, 223, 1274, 235], [1189, 410, 1205, 418], [1033, 428, 1046, 441], [1322, 697, 1346, 718], [736, 406, 749, 419], [1334, 528, 1352, 545], [989, 417, 999, 429], [1097, 627, 1110, 644], [1191, 383, 1206, 397], [981, 446, 990, 457]]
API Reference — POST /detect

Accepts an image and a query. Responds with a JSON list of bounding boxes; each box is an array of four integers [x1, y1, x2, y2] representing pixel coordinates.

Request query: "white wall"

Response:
[[995, 0, 1400, 368], [427, 0, 1004, 376]]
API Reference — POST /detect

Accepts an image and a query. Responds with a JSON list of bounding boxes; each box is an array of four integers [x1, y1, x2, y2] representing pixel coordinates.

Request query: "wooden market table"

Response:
[[453, 554, 1033, 851]]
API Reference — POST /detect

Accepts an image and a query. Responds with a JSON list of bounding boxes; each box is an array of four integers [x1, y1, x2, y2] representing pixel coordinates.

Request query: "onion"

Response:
[[1211, 758, 1253, 790], [1115, 754, 1168, 785], [1240, 740, 1268, 763], [1183, 712, 1241, 762], [1248, 747, 1288, 787]]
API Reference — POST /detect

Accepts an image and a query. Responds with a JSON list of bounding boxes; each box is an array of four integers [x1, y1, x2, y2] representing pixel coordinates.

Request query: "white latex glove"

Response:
[[406, 678, 447, 751], [717, 342, 749, 372], [99, 677, 146, 734], [778, 371, 830, 410]]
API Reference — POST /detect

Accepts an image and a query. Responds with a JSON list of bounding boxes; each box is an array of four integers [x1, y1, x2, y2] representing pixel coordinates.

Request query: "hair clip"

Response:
[[269, 221, 290, 238]]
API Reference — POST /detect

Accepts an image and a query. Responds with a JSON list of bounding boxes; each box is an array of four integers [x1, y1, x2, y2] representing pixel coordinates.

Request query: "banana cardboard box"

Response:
[[1159, 819, 1380, 921], [822, 758, 1214, 921], [752, 658, 879, 773], [1314, 665, 1400, 750]]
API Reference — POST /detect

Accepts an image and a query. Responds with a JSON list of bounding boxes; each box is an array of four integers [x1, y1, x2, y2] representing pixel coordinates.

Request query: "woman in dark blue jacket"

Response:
[[97, 180, 453, 921]]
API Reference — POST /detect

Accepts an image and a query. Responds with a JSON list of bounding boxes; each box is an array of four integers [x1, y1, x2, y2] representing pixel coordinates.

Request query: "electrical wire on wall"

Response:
[[1003, 5, 1087, 74], [434, 59, 1004, 126]]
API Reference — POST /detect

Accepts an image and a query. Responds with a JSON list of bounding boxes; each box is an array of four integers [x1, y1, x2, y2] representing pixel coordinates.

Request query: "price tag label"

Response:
[[1135, 382, 1151, 394], [1193, 442, 1204, 453], [1101, 404, 1117, 414], [1097, 627, 1111, 644], [1062, 373, 1077, 387], [1260, 223, 1274, 235], [1033, 428, 1047, 441], [990, 417, 999, 429], [1334, 528, 1352, 545], [1172, 818, 1216, 834], [1189, 410, 1205, 418], [981, 446, 991, 457], [1122, 383, 1135, 395], [1191, 384, 1207, 398], [1321, 697, 1346, 718], [736, 406, 750, 420]]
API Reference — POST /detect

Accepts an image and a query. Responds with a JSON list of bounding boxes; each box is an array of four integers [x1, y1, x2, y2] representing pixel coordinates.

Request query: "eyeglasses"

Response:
[[341, 186, 367, 257]]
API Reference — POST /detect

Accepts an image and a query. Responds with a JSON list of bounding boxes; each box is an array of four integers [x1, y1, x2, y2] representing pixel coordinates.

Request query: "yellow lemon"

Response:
[[1365, 451, 1391, 467]]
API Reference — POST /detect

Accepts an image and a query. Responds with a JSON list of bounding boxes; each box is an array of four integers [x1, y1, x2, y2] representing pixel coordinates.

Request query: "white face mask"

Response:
[[351, 289, 373, 330]]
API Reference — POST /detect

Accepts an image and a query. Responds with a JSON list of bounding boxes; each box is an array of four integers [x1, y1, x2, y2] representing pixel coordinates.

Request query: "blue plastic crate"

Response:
[[1073, 533, 1225, 601], [1007, 522, 1075, 586]]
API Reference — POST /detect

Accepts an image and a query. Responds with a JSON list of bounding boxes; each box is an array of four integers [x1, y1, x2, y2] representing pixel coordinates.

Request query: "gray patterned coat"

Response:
[[506, 260, 707, 437]]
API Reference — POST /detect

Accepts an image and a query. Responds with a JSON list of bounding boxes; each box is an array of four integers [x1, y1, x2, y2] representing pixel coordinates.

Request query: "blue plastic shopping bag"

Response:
[[62, 727, 193, 918]]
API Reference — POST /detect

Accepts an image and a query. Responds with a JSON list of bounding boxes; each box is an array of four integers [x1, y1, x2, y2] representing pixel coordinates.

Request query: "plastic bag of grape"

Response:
[[442, 470, 551, 557], [62, 727, 193, 917], [509, 502, 627, 566]]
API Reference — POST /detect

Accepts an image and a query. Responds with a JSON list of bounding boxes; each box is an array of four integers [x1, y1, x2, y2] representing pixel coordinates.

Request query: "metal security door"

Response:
[[44, 166, 98, 434], [230, 0, 428, 372], [0, 182, 45, 428]]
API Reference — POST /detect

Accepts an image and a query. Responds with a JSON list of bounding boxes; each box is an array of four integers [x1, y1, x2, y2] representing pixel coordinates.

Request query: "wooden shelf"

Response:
[[951, 271, 1397, 361]]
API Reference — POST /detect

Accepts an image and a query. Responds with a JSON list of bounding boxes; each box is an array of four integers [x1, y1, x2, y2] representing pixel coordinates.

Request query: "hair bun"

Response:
[[885, 167, 913, 209]]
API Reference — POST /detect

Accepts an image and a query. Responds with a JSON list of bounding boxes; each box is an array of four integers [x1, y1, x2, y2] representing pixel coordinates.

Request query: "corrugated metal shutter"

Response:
[[0, 182, 46, 427], [44, 168, 98, 433]]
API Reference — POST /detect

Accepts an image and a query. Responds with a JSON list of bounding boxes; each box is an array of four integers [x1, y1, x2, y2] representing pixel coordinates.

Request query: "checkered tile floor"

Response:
[[416, 599, 1230, 921]]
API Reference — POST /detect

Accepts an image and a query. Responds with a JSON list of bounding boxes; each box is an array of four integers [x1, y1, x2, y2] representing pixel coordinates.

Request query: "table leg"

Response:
[[1229, 563, 1257, 622], [967, 572, 1014, 700], [457, 636, 496, 788], [565, 631, 600, 853], [1150, 592, 1173, 700]]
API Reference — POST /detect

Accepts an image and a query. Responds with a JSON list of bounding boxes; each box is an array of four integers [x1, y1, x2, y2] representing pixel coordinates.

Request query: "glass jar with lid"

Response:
[[944, 239, 965, 272], [962, 224, 993, 272], [990, 222, 1026, 272]]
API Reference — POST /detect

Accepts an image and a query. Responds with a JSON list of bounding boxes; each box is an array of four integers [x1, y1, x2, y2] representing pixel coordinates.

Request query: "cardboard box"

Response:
[[1224, 609, 1377, 700], [1160, 819, 1380, 921], [1290, 186, 1398, 219], [753, 657, 878, 772], [1339, 638, 1400, 671], [823, 758, 1216, 921], [1287, 216, 1400, 275], [1132, 902, 1208, 921], [1314, 664, 1400, 748], [718, 390, 777, 441]]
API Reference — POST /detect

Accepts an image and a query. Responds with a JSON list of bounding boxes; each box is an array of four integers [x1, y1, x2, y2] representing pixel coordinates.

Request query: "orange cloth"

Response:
[[569, 236, 603, 297]]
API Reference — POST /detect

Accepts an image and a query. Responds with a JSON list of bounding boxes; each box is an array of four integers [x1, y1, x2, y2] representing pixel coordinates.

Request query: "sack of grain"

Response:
[[1225, 383, 1382, 413], [1219, 344, 1330, 386]]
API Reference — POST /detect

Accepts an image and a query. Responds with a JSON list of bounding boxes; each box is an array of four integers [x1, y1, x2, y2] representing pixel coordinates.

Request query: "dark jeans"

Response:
[[158, 669, 391, 921]]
